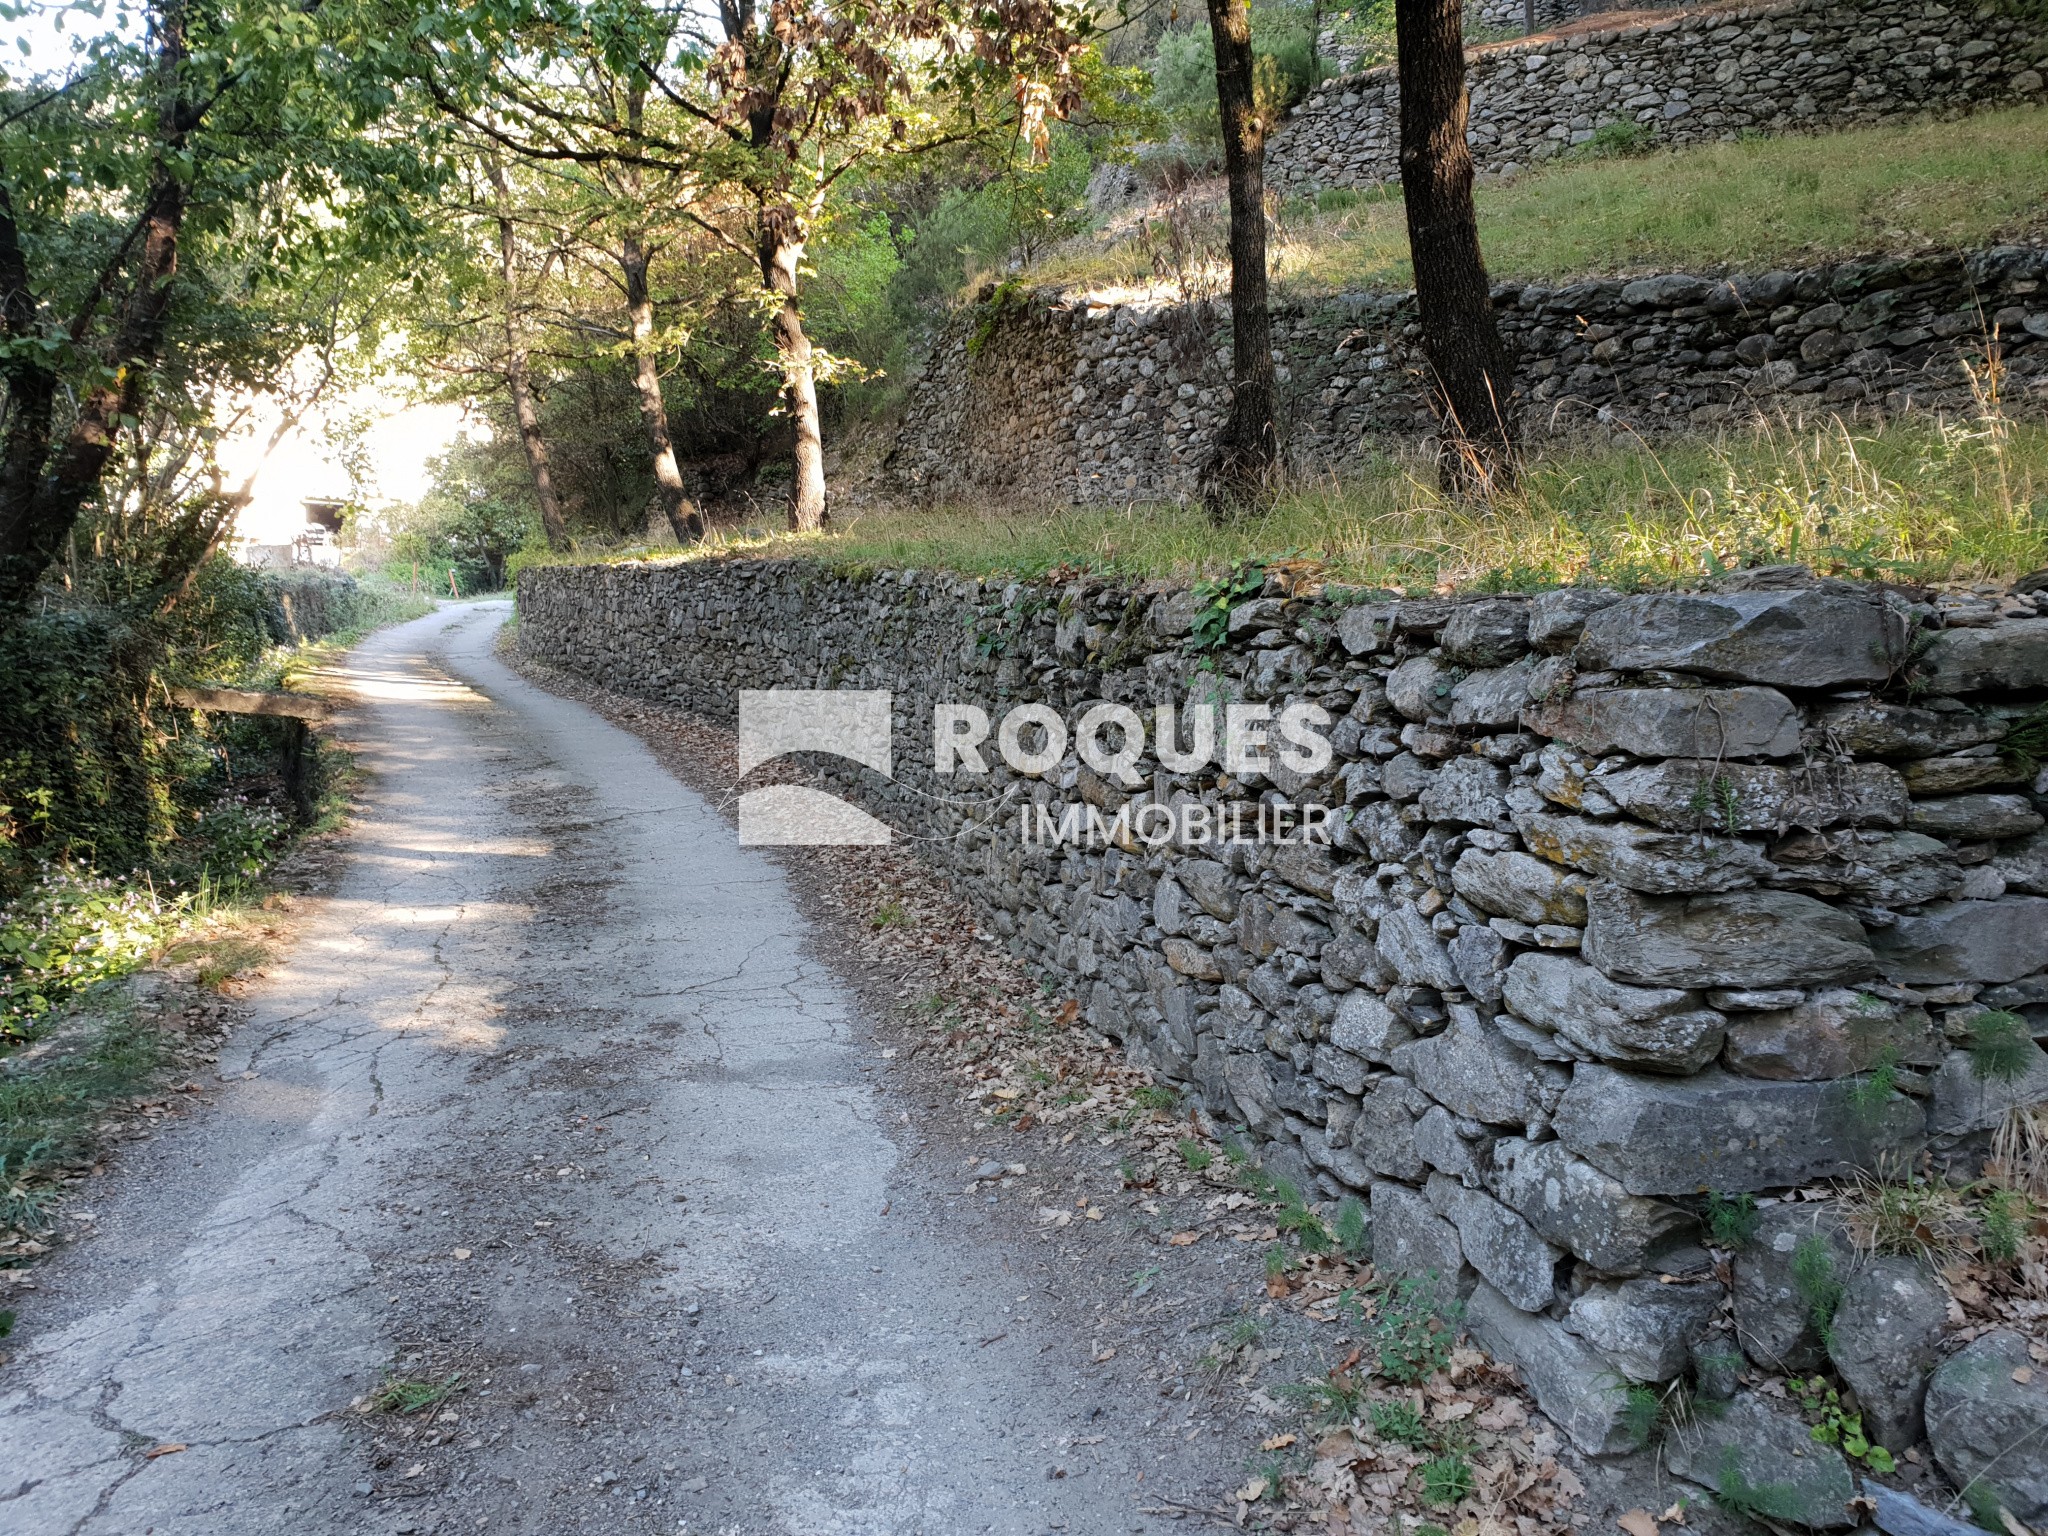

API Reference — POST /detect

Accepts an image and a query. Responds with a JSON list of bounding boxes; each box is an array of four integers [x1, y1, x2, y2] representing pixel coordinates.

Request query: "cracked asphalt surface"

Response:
[[0, 602, 1230, 1536]]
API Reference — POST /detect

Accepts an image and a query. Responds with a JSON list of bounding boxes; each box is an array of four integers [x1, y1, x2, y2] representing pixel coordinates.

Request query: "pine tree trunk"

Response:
[[488, 164, 569, 551], [619, 232, 705, 545], [1396, 0, 1518, 494], [759, 211, 827, 532], [1203, 0, 1279, 516]]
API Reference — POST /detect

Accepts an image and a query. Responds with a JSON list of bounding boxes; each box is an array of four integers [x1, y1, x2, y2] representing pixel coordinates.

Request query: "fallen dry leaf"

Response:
[[451, 1248, 472, 1261], [1166, 1231, 1201, 1246], [1660, 1503, 1689, 1525], [1262, 1433, 1298, 1451], [1617, 1509, 1659, 1536], [144, 1444, 187, 1460], [1235, 1476, 1270, 1504], [2014, 1367, 2034, 1385]]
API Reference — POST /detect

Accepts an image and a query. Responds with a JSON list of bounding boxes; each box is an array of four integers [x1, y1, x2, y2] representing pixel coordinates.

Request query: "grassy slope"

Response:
[[631, 415, 2048, 590], [1031, 105, 2048, 297]]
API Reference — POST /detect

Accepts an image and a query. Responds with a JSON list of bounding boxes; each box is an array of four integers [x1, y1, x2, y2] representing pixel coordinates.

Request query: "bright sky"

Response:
[[218, 393, 473, 544], [10, 5, 471, 544]]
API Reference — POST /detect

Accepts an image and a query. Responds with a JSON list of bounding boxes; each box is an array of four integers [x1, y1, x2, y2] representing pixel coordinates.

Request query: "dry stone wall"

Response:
[[520, 557, 2048, 1466], [880, 246, 2048, 505], [1268, 0, 2047, 189]]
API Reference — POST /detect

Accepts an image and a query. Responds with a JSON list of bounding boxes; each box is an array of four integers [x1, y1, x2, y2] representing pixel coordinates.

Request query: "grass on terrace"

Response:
[[567, 412, 2047, 593], [1028, 104, 2048, 299]]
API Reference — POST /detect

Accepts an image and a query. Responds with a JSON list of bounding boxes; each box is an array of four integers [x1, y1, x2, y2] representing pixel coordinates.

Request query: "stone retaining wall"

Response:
[[519, 557, 2048, 1458], [1269, 0, 2046, 190], [880, 246, 2048, 505]]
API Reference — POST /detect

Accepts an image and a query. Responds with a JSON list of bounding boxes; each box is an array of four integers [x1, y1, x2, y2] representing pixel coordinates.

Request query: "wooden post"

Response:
[[449, 569, 460, 599], [411, 560, 419, 598]]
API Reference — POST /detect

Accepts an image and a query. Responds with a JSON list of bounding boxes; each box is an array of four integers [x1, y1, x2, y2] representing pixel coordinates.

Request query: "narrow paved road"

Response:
[[0, 604, 1214, 1536]]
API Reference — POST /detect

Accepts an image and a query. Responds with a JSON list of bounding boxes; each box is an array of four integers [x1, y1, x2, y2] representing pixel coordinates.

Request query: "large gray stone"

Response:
[[1175, 858, 1239, 919], [1387, 656, 1455, 721], [1926, 1331, 2048, 1526], [1526, 686, 1801, 759], [1817, 698, 2007, 759], [1554, 1064, 1925, 1196], [1375, 905, 1465, 991], [1450, 656, 1544, 728], [1920, 618, 2048, 693], [1576, 590, 1901, 689], [1449, 922, 1510, 1008], [1502, 952, 1724, 1073], [1489, 1137, 1696, 1273], [1828, 1255, 1948, 1452], [1927, 1039, 2048, 1137], [1602, 758, 1908, 833], [1567, 1275, 1724, 1382], [1391, 1010, 1566, 1128], [1867, 1485, 1987, 1536], [1518, 809, 1773, 895], [1451, 848, 1588, 926], [1907, 793, 2046, 840], [1343, 1075, 1433, 1182], [1663, 1392, 1857, 1529], [1417, 755, 1510, 827], [1463, 1282, 1637, 1456], [1767, 829, 1963, 906], [1528, 589, 1620, 653], [1733, 1204, 1856, 1373], [1368, 1180, 1470, 1307], [1872, 897, 2048, 985], [1995, 830, 2048, 895], [1426, 1172, 1560, 1313], [1583, 883, 1875, 990], [1330, 988, 1413, 1063], [1441, 599, 1530, 667], [1723, 988, 1944, 1081]]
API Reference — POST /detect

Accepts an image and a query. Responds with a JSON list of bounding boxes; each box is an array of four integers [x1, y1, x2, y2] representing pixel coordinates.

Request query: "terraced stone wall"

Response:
[[1268, 0, 2047, 190], [519, 560, 2048, 1457], [880, 247, 2048, 505]]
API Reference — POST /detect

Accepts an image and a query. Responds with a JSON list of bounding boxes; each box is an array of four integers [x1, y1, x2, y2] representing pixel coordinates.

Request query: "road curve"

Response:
[[0, 602, 1210, 1536]]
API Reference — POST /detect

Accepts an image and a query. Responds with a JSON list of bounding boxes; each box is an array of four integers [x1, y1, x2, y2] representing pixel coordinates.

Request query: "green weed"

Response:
[[1369, 1275, 1458, 1385], [1790, 1376, 1896, 1474], [367, 1372, 465, 1415], [1177, 1137, 1214, 1172], [1792, 1236, 1845, 1351], [1367, 1398, 1431, 1447], [1706, 1191, 1759, 1249], [1333, 1197, 1369, 1259], [1418, 1452, 1474, 1508], [1278, 1372, 1366, 1429], [870, 900, 910, 930], [1969, 1010, 2034, 1083], [1714, 1447, 1810, 1524]]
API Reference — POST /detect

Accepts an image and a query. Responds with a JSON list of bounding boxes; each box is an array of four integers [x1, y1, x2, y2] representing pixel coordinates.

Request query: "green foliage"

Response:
[[1177, 1136, 1215, 1172], [1965, 1480, 2018, 1533], [1333, 1197, 1369, 1258], [1706, 1191, 1760, 1249], [390, 436, 542, 595], [0, 1309, 13, 1339], [1191, 560, 1268, 650], [1146, 4, 1324, 147], [1790, 1377, 1897, 1474], [0, 869, 192, 1040], [1621, 1384, 1665, 1449], [1367, 1399, 1430, 1446], [1132, 1083, 1179, 1112], [1982, 1189, 2030, 1264], [1570, 118, 1656, 161], [1968, 1010, 2034, 1083], [1369, 1275, 1459, 1385], [367, 1372, 466, 1415], [1278, 1372, 1365, 1429], [1, 996, 166, 1227], [1791, 1235, 1845, 1351], [1847, 1046, 1902, 1123], [1714, 1448, 1810, 1524], [1418, 1452, 1475, 1508]]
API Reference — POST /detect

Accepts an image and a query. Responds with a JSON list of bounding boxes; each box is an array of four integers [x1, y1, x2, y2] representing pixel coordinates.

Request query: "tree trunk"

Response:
[[488, 163, 569, 551], [619, 231, 705, 545], [1396, 0, 1518, 494], [0, 0, 195, 615], [1202, 0, 1279, 517], [758, 210, 827, 532]]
